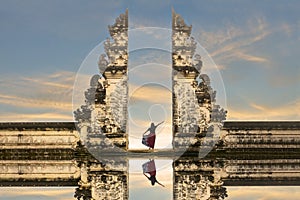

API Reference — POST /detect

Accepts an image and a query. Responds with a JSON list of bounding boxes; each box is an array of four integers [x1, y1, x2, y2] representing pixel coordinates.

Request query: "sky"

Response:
[[0, 0, 299, 122], [0, 0, 299, 199]]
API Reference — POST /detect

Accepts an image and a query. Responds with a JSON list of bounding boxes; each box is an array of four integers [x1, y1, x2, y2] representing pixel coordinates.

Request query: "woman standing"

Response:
[[142, 121, 164, 149]]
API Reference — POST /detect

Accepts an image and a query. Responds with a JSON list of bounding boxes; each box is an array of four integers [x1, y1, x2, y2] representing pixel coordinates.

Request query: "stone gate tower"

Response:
[[74, 9, 226, 152], [172, 10, 226, 151], [74, 10, 129, 151]]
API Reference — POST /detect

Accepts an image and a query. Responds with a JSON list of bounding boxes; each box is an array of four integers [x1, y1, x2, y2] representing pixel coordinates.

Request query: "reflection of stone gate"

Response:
[[74, 10, 227, 151]]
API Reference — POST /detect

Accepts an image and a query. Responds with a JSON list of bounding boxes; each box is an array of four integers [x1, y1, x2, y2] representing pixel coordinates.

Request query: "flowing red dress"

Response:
[[142, 133, 156, 149]]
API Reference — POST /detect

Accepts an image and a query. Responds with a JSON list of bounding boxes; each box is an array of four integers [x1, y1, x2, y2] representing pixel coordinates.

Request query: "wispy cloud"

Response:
[[227, 98, 300, 120], [21, 77, 72, 89], [0, 71, 75, 121], [238, 51, 268, 63], [198, 15, 300, 70], [129, 84, 172, 105], [0, 93, 72, 111], [195, 15, 299, 121], [0, 112, 73, 122], [197, 16, 271, 68]]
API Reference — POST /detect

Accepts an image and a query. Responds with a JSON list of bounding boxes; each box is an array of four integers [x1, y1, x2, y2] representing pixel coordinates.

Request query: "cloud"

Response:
[[196, 16, 271, 68], [227, 98, 300, 120], [0, 71, 76, 122], [197, 15, 300, 70], [129, 48, 171, 67], [0, 93, 73, 111], [233, 51, 269, 63], [128, 28, 172, 55], [194, 15, 299, 121], [129, 84, 172, 105], [249, 103, 266, 111], [21, 77, 72, 89], [0, 112, 73, 122]]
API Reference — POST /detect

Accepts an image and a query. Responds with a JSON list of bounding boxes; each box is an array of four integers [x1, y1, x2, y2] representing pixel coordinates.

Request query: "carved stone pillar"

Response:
[[172, 10, 227, 151], [74, 10, 129, 153]]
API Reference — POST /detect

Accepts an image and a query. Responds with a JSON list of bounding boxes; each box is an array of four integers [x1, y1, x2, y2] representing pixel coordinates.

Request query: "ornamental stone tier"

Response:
[[74, 9, 227, 153], [74, 10, 129, 152], [172, 10, 226, 150]]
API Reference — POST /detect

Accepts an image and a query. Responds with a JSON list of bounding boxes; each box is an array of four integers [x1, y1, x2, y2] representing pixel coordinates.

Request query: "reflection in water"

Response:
[[129, 159, 172, 200], [173, 158, 227, 200], [1, 149, 300, 199], [0, 187, 76, 200], [74, 149, 300, 200], [142, 159, 165, 187], [1, 121, 300, 199], [227, 186, 300, 200]]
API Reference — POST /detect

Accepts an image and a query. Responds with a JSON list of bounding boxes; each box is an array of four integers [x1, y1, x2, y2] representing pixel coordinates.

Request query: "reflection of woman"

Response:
[[142, 121, 164, 149], [143, 159, 165, 187]]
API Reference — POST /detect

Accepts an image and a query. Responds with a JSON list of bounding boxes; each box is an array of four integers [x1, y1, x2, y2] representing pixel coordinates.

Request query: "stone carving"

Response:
[[172, 10, 227, 150], [98, 54, 109, 74], [172, 10, 198, 76], [196, 74, 216, 105], [74, 187, 92, 200], [211, 105, 227, 123], [91, 173, 128, 200], [105, 9, 128, 75], [172, 9, 192, 35], [173, 159, 227, 200], [173, 82, 201, 136], [108, 10, 128, 37], [84, 75, 106, 105], [74, 10, 128, 151], [74, 105, 92, 123]]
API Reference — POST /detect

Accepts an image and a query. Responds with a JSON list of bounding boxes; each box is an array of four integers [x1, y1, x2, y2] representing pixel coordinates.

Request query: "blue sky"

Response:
[[0, 1, 299, 199], [0, 0, 299, 122], [0, 0, 299, 121]]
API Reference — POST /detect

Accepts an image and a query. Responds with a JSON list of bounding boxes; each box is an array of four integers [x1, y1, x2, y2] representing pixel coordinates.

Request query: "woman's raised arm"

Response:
[[156, 121, 164, 127]]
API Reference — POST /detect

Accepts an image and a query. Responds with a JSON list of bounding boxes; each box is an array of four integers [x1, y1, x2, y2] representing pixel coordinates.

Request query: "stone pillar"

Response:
[[74, 10, 129, 152], [172, 10, 227, 151], [173, 158, 227, 200]]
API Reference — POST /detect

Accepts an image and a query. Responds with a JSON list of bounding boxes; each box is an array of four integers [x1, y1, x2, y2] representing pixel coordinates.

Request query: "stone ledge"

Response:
[[223, 121, 300, 130]]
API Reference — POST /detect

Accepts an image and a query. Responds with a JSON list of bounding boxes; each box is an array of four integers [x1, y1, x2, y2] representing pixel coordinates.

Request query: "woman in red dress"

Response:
[[142, 121, 164, 149]]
